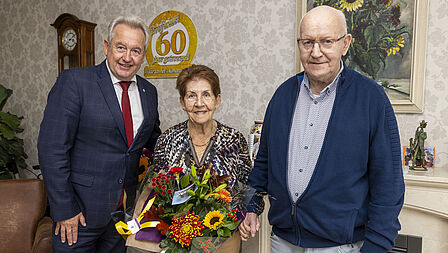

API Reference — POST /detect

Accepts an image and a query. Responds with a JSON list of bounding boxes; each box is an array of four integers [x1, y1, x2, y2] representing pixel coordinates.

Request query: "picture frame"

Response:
[[248, 133, 261, 165], [296, 0, 429, 113], [402, 146, 435, 168]]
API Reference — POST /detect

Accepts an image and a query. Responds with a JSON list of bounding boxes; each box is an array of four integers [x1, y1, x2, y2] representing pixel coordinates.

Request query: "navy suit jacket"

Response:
[[38, 61, 161, 228]]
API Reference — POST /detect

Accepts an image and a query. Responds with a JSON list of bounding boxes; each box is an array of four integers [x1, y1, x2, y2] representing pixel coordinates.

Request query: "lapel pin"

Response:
[[142, 88, 146, 93]]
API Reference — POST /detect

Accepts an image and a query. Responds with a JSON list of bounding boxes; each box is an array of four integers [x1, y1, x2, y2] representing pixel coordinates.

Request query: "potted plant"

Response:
[[0, 83, 27, 179]]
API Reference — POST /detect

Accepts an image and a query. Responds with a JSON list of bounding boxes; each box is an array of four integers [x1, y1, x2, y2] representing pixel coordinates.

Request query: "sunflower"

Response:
[[381, 35, 405, 56], [138, 156, 150, 182], [339, 0, 364, 12], [214, 189, 232, 203], [203, 210, 224, 230], [169, 212, 204, 247]]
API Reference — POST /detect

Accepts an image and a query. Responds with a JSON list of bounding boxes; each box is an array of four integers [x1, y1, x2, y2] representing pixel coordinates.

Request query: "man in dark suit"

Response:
[[38, 15, 161, 252]]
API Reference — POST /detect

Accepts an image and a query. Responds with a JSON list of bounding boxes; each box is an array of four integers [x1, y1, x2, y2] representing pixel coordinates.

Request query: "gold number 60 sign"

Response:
[[145, 11, 197, 78]]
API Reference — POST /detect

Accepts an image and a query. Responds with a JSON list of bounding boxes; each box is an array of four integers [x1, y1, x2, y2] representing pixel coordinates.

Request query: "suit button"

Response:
[[126, 152, 130, 156], [118, 178, 124, 184]]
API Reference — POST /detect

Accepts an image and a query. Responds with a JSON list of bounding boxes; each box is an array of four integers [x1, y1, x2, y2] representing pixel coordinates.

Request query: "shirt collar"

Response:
[[105, 59, 137, 85], [302, 60, 344, 98]]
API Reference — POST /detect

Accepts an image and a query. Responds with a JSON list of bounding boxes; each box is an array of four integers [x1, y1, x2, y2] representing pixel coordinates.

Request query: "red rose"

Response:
[[169, 167, 183, 174], [161, 185, 167, 190], [167, 189, 172, 195], [162, 191, 166, 195]]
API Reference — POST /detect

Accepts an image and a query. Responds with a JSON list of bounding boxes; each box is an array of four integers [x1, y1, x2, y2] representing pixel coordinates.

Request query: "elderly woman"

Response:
[[127, 65, 252, 253], [156, 64, 251, 252], [153, 65, 251, 185]]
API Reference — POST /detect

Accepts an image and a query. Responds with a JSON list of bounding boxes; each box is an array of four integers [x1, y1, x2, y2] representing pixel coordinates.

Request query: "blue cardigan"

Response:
[[248, 66, 404, 252]]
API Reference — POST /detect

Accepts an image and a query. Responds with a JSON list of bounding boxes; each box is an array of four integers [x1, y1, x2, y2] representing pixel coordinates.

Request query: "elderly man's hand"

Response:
[[55, 212, 86, 245], [239, 212, 260, 241]]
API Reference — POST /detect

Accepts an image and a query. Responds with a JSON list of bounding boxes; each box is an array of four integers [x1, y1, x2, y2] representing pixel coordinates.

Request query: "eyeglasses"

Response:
[[185, 91, 215, 103], [112, 43, 143, 57], [297, 34, 346, 51]]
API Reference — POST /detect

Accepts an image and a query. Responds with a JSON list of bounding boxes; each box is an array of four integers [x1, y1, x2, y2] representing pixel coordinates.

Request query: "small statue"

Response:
[[409, 120, 428, 171]]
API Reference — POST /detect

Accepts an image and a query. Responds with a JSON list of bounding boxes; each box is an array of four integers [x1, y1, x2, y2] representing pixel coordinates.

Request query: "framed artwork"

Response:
[[296, 0, 429, 113], [248, 133, 261, 164], [402, 146, 435, 168]]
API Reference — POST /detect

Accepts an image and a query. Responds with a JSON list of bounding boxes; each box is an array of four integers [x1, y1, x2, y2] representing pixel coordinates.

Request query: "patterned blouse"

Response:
[[152, 120, 252, 189]]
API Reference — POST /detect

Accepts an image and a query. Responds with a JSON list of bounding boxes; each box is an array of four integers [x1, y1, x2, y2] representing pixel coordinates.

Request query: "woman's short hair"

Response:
[[176, 65, 221, 98], [107, 15, 148, 46]]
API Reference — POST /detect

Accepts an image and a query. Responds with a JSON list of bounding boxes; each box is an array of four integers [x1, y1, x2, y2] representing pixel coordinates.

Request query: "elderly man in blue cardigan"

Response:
[[239, 6, 404, 253]]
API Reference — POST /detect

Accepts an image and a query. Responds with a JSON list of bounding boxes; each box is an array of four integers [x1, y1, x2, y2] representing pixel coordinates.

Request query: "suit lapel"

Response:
[[96, 61, 128, 146], [133, 76, 152, 144]]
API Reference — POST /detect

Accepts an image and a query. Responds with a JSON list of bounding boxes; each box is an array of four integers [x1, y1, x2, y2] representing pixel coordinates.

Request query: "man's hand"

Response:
[[55, 212, 86, 245], [239, 212, 260, 241]]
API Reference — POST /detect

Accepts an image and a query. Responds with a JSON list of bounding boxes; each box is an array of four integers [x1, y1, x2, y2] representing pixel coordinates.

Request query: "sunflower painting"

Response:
[[304, 0, 428, 113]]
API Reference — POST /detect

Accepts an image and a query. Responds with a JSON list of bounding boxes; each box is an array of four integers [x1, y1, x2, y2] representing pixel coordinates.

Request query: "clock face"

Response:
[[62, 28, 77, 51]]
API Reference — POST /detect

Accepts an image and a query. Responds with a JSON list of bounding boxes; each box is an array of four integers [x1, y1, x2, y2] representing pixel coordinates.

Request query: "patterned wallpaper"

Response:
[[0, 0, 447, 177]]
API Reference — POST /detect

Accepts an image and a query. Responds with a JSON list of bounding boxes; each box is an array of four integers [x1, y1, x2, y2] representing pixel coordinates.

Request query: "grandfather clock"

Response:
[[52, 13, 97, 74]]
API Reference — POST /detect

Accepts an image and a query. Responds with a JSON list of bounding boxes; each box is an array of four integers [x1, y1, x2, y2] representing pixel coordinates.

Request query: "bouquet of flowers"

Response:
[[117, 163, 252, 253]]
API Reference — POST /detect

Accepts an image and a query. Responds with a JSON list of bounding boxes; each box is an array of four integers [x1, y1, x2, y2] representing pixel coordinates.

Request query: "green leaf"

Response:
[[188, 190, 196, 196], [217, 228, 224, 237], [0, 144, 9, 167], [0, 84, 12, 111], [0, 84, 28, 175], [199, 183, 209, 189], [366, 50, 384, 79], [182, 203, 194, 212], [0, 123, 15, 140], [213, 184, 227, 193], [180, 174, 189, 188], [191, 165, 197, 178], [219, 228, 231, 237], [0, 137, 26, 172], [201, 168, 210, 184], [364, 25, 385, 49], [0, 111, 21, 129], [222, 220, 240, 231], [159, 239, 170, 248]]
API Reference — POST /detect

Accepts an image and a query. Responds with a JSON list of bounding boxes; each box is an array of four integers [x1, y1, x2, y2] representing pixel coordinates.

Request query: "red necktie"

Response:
[[119, 81, 133, 147], [118, 81, 133, 209]]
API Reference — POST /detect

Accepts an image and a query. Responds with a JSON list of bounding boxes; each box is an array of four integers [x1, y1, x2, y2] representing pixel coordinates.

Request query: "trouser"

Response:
[[52, 219, 125, 253], [270, 232, 363, 253]]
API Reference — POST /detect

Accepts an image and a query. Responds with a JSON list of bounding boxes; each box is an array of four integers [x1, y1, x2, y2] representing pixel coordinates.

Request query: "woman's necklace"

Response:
[[189, 121, 217, 147], [193, 140, 209, 147], [188, 121, 217, 165]]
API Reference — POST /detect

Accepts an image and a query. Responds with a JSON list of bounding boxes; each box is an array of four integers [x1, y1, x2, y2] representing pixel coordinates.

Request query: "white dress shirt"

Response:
[[106, 60, 144, 138]]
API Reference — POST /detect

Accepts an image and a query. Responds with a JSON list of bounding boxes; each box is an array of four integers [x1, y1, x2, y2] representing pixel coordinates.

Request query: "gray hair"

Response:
[[107, 15, 148, 47]]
